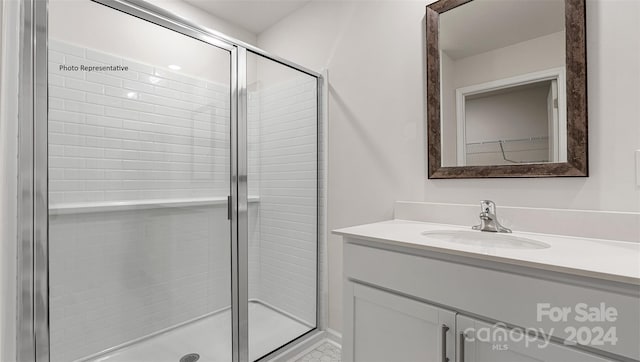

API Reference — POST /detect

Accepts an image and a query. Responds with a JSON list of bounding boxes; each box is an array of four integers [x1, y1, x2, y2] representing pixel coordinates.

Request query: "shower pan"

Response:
[[17, 0, 323, 361]]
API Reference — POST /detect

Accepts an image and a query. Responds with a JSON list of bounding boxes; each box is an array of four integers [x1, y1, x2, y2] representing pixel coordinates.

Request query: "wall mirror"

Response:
[[426, 0, 587, 178]]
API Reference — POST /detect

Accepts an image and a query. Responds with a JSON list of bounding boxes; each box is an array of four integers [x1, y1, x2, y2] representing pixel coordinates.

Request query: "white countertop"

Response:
[[333, 219, 640, 286]]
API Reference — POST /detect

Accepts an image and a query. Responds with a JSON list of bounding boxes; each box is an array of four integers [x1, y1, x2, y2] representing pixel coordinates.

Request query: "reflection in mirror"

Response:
[[458, 73, 566, 166], [438, 0, 567, 167]]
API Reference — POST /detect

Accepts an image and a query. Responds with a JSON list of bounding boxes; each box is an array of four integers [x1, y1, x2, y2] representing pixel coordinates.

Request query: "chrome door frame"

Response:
[[233, 45, 249, 362], [17, 0, 49, 360], [20, 0, 324, 361]]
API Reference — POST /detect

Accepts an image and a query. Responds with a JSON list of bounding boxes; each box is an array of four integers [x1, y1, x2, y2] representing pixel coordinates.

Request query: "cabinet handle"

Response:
[[459, 332, 466, 362], [441, 324, 450, 362]]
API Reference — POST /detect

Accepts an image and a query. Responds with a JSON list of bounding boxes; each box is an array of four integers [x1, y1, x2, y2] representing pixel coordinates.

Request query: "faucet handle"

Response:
[[480, 200, 496, 214]]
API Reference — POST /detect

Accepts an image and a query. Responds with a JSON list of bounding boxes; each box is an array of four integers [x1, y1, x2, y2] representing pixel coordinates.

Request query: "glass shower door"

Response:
[[47, 1, 234, 361], [246, 51, 319, 360]]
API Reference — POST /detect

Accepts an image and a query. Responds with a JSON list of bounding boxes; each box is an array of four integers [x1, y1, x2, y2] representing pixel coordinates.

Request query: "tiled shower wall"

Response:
[[48, 39, 230, 204], [251, 76, 318, 326], [49, 208, 230, 361], [48, 40, 233, 362]]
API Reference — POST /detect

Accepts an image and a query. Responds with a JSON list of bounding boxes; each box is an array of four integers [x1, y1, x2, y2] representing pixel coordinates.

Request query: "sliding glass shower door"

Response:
[[47, 1, 234, 361]]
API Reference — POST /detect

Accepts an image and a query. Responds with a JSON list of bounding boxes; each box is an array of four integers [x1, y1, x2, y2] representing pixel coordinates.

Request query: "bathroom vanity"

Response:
[[334, 220, 640, 362]]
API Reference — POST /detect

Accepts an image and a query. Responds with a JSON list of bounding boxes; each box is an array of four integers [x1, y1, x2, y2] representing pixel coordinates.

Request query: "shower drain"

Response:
[[179, 353, 200, 362]]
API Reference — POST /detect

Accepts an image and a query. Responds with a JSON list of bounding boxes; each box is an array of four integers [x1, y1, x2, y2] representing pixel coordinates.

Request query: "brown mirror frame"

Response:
[[426, 0, 588, 179]]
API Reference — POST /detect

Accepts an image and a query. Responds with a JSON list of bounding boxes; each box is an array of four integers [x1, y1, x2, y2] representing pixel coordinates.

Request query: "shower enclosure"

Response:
[[18, 0, 323, 361]]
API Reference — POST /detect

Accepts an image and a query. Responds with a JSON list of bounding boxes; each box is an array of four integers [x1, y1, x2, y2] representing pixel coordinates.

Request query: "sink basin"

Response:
[[421, 230, 551, 249]]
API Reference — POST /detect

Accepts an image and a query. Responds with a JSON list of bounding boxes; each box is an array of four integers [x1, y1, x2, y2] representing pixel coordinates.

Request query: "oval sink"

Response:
[[421, 230, 551, 250]]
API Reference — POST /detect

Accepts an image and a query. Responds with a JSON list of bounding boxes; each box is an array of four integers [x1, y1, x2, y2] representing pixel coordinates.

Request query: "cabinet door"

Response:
[[343, 282, 456, 362], [456, 315, 613, 362]]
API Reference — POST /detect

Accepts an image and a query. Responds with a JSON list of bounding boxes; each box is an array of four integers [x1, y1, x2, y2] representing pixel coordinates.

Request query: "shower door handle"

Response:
[[227, 195, 232, 220]]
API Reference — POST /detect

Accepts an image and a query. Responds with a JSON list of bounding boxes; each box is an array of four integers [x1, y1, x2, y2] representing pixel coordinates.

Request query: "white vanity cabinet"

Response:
[[338, 230, 639, 362], [457, 315, 612, 362], [343, 282, 456, 362], [343, 281, 615, 362]]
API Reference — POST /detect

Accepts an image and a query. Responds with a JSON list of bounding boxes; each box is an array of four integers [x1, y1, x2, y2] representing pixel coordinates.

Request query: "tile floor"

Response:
[[294, 342, 342, 362]]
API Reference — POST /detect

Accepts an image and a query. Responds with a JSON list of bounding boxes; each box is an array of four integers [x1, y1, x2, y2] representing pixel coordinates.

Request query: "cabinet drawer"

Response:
[[344, 241, 640, 360]]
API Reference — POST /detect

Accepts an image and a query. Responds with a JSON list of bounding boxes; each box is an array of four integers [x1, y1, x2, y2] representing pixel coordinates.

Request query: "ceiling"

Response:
[[440, 0, 565, 60], [183, 0, 311, 34]]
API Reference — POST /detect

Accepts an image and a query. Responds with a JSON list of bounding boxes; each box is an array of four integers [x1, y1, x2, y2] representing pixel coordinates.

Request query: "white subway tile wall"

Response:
[[48, 39, 230, 205], [249, 73, 318, 327]]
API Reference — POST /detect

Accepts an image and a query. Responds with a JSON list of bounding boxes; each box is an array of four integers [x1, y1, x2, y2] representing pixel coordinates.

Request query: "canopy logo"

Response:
[[463, 323, 552, 351]]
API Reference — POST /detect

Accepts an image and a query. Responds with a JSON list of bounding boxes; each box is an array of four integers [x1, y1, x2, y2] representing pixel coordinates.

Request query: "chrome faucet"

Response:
[[472, 200, 512, 233]]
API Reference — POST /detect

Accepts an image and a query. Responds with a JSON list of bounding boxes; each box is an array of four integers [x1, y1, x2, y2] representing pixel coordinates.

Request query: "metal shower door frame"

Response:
[[18, 0, 323, 361]]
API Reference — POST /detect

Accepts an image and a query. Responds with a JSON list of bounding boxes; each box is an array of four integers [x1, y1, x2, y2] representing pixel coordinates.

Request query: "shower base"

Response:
[[90, 301, 311, 362]]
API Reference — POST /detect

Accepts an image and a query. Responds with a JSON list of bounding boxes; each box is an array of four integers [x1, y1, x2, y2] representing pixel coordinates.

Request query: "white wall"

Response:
[[146, 0, 257, 45], [257, 0, 640, 334], [451, 31, 565, 90]]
